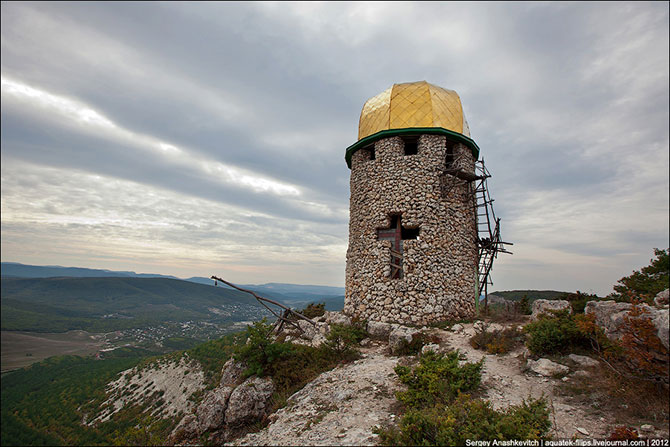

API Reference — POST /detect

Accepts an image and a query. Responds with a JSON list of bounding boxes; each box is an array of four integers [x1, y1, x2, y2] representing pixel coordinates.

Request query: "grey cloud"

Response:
[[1, 2, 668, 292]]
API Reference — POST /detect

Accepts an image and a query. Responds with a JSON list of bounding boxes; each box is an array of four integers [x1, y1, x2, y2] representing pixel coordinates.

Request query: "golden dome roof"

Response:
[[358, 81, 471, 141], [345, 81, 479, 168]]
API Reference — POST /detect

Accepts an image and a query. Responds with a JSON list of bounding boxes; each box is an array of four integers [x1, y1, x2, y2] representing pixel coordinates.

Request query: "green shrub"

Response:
[[394, 350, 483, 408], [558, 291, 599, 314], [324, 322, 367, 358], [234, 319, 281, 377], [611, 248, 669, 304], [516, 294, 531, 315], [299, 302, 326, 319], [377, 394, 550, 446], [234, 319, 362, 397], [523, 310, 589, 356], [393, 332, 440, 356], [470, 326, 524, 354]]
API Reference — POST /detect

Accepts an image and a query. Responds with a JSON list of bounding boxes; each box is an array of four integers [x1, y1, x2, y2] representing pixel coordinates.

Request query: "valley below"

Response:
[[1, 330, 104, 372]]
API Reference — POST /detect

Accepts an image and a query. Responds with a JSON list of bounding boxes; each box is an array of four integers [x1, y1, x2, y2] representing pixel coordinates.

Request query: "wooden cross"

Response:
[[376, 215, 419, 279]]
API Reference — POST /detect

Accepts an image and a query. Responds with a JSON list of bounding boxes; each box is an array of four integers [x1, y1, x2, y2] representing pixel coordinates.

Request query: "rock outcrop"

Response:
[[232, 353, 402, 446], [224, 376, 275, 426], [585, 300, 669, 350], [388, 325, 421, 354], [527, 358, 569, 377], [655, 288, 669, 307], [531, 299, 571, 321], [171, 359, 275, 444], [366, 320, 395, 340], [567, 354, 599, 368], [197, 386, 234, 431]]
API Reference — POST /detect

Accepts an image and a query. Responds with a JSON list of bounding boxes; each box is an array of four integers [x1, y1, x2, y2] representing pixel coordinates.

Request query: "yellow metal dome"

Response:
[[345, 81, 479, 168], [358, 81, 471, 141]]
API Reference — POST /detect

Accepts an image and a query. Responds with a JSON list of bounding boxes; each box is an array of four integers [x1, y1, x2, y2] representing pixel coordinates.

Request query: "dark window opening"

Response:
[[362, 144, 375, 161], [389, 214, 400, 229], [401, 227, 419, 240], [446, 143, 454, 168], [376, 214, 421, 280], [402, 137, 418, 156]]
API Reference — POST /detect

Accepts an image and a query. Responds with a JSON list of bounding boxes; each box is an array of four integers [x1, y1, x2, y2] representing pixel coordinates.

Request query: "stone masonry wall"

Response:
[[344, 134, 478, 325]]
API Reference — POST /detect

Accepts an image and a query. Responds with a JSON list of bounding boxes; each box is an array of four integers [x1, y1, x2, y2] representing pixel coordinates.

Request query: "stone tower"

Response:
[[343, 81, 482, 325]]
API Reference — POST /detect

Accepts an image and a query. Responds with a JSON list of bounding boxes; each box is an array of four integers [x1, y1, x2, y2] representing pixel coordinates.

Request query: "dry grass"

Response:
[[559, 362, 669, 427], [480, 303, 528, 324]]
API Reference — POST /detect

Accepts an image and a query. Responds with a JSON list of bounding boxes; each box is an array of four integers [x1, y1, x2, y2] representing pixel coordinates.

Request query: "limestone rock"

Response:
[[325, 311, 352, 326], [224, 376, 275, 427], [197, 386, 234, 431], [388, 326, 421, 354], [421, 343, 441, 355], [567, 354, 599, 368], [584, 300, 632, 339], [451, 323, 465, 333], [311, 333, 328, 347], [576, 427, 590, 436], [652, 308, 669, 350], [531, 299, 571, 321], [655, 289, 669, 307], [171, 413, 199, 442], [527, 358, 569, 377], [487, 294, 515, 311], [220, 359, 246, 387], [585, 300, 669, 350], [367, 320, 394, 340], [297, 320, 319, 340]]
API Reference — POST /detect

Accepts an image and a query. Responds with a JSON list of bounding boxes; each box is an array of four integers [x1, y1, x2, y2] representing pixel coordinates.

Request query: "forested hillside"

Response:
[[1, 277, 266, 333]]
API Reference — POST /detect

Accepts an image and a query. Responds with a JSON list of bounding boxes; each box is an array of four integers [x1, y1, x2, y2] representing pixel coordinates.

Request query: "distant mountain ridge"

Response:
[[1, 262, 344, 293], [488, 290, 573, 301], [1, 262, 345, 318], [1, 276, 269, 333]]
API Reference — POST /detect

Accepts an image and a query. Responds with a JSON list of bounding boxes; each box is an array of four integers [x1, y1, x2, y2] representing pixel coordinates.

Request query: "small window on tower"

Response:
[[361, 144, 375, 161], [401, 227, 419, 240], [402, 137, 418, 156], [445, 142, 454, 168]]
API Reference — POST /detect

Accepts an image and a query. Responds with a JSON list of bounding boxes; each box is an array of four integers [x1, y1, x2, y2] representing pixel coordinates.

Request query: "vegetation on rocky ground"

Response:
[[470, 325, 524, 355], [610, 248, 669, 304], [235, 318, 368, 415], [298, 302, 326, 318], [377, 350, 550, 445], [523, 310, 590, 356], [1, 352, 146, 446], [394, 332, 441, 356]]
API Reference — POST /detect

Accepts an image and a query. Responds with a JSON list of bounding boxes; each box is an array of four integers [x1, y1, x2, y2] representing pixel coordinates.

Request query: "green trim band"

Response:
[[344, 127, 481, 168]]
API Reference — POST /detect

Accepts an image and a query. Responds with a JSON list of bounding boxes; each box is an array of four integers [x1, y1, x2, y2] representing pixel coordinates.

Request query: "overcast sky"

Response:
[[1, 2, 668, 295]]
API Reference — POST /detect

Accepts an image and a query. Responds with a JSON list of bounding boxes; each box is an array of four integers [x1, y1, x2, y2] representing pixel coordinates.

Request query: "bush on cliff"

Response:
[[611, 248, 669, 304], [378, 394, 550, 446], [234, 319, 365, 396], [377, 350, 550, 445], [394, 350, 483, 408], [523, 310, 589, 356]]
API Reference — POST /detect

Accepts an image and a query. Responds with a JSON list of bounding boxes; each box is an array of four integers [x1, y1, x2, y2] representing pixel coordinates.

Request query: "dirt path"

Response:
[[440, 323, 613, 439]]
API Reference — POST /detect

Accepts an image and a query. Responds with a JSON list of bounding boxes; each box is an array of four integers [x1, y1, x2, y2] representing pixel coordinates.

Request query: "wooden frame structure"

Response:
[[441, 150, 513, 310], [210, 275, 316, 334]]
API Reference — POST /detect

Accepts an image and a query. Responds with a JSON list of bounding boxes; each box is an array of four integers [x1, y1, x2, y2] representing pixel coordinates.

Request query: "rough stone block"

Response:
[[531, 299, 571, 321]]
